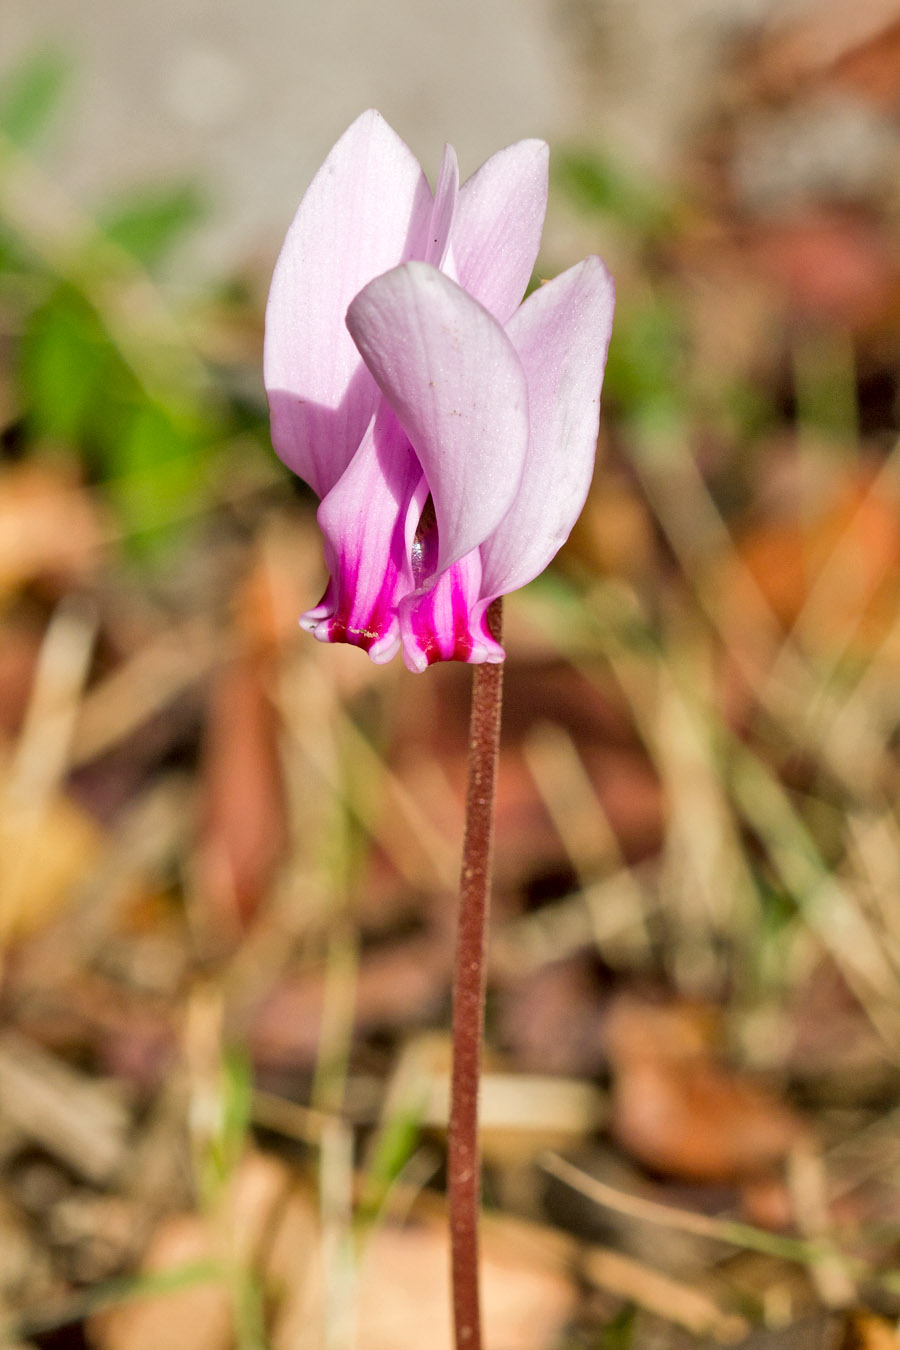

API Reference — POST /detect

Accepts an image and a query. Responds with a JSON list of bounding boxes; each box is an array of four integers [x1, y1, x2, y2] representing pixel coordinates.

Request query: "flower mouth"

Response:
[[408, 575, 475, 667], [411, 494, 439, 587]]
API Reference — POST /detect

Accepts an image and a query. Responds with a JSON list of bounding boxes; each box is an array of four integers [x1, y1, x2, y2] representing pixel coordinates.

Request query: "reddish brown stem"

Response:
[[449, 599, 504, 1350]]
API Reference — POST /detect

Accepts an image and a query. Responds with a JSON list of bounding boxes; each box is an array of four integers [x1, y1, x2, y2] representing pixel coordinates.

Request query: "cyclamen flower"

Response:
[[265, 110, 614, 673]]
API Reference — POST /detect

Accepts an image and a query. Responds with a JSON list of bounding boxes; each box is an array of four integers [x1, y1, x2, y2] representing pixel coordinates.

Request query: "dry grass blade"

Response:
[[787, 1146, 856, 1308], [4, 595, 96, 802], [0, 1032, 129, 1184], [763, 442, 900, 712], [495, 866, 656, 975], [542, 1152, 832, 1263], [627, 432, 888, 799], [653, 662, 760, 989], [0, 596, 99, 946], [726, 738, 900, 1046], [582, 1245, 749, 1343], [276, 657, 457, 892], [70, 621, 222, 769], [522, 721, 650, 962]]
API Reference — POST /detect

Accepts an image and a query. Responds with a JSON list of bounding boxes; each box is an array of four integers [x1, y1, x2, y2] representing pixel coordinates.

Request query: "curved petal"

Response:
[[346, 262, 530, 572], [424, 143, 459, 267], [304, 404, 426, 664], [399, 550, 504, 672], [480, 256, 616, 599], [264, 110, 433, 497], [447, 139, 548, 322]]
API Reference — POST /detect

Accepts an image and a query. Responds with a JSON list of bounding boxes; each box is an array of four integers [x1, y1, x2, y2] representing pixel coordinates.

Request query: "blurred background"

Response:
[[1, 0, 900, 1346]]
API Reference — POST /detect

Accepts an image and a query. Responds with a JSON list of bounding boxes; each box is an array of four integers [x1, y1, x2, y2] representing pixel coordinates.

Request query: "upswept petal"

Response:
[[398, 550, 503, 673], [346, 262, 530, 572], [447, 139, 549, 323], [424, 143, 459, 268], [306, 405, 426, 664], [479, 256, 616, 600], [264, 110, 433, 498]]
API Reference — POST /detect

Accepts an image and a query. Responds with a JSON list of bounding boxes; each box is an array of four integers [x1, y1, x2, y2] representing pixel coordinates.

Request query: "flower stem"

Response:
[[449, 599, 503, 1350]]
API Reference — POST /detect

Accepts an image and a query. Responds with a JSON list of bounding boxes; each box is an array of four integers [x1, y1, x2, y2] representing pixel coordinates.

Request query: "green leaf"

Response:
[[0, 46, 70, 149], [108, 400, 208, 543], [603, 293, 686, 424], [193, 1048, 254, 1206], [554, 149, 672, 236], [599, 1306, 637, 1348], [101, 182, 207, 268], [358, 1093, 425, 1224], [6, 1259, 225, 1340], [20, 290, 107, 443]]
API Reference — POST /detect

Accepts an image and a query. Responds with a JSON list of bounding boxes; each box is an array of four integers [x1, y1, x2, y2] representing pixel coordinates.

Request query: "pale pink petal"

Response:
[[346, 262, 530, 572], [304, 405, 426, 664], [264, 110, 433, 497], [424, 143, 459, 267], [447, 139, 548, 322], [398, 550, 504, 672], [480, 256, 615, 599]]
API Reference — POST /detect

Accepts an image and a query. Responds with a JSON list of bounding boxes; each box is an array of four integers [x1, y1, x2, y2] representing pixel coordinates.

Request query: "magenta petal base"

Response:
[[306, 410, 426, 665], [399, 554, 505, 673], [299, 577, 402, 665]]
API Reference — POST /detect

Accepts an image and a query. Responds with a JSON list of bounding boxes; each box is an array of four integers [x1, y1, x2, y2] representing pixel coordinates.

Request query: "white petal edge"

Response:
[[479, 256, 615, 599], [447, 139, 549, 323], [264, 110, 433, 497], [425, 143, 459, 267]]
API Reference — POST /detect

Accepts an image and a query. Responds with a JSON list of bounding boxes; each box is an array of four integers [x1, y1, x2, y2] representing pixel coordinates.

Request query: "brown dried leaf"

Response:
[[0, 783, 104, 939], [0, 462, 104, 597], [349, 1212, 576, 1350], [752, 0, 900, 96], [194, 550, 291, 942], [840, 1310, 900, 1349], [249, 934, 448, 1069], [831, 17, 900, 107], [90, 1212, 231, 1350], [196, 652, 287, 941], [0, 619, 41, 741], [735, 464, 900, 647], [604, 995, 810, 1183], [91, 1152, 318, 1350]]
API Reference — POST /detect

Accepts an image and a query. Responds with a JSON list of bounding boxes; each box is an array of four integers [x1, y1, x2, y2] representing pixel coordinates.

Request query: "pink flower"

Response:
[[264, 110, 614, 672]]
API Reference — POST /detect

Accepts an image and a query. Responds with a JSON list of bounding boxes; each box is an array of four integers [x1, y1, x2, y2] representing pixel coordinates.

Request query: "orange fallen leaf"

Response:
[[90, 1213, 231, 1350], [196, 653, 287, 940], [196, 559, 289, 942], [91, 1152, 318, 1350], [0, 461, 104, 597], [349, 1212, 576, 1350], [734, 463, 900, 649], [603, 994, 809, 1184], [841, 1309, 900, 1349]]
